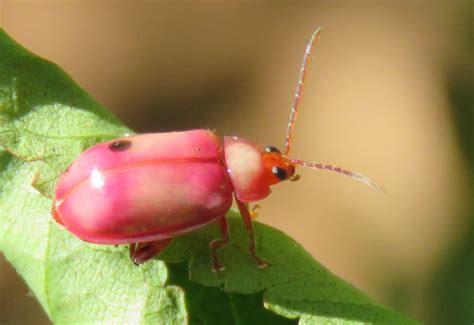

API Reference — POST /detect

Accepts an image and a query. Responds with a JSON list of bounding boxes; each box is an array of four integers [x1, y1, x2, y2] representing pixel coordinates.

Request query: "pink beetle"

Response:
[[52, 28, 383, 272]]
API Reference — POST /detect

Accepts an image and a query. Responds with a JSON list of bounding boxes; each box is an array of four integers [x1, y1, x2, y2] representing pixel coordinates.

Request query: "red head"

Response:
[[261, 146, 297, 185]]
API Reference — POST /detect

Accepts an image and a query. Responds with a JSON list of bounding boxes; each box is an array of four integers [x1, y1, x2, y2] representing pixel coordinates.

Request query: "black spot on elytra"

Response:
[[109, 140, 132, 152]]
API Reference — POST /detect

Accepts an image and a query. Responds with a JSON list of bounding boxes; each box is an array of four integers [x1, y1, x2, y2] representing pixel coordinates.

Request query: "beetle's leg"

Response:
[[31, 170, 41, 190], [129, 243, 137, 261], [243, 203, 260, 219], [209, 217, 229, 272], [249, 204, 261, 219], [30, 171, 53, 199], [129, 238, 172, 266], [235, 198, 270, 268]]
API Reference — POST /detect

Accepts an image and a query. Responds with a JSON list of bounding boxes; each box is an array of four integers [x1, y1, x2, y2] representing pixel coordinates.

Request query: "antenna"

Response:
[[290, 159, 385, 192], [284, 27, 322, 156]]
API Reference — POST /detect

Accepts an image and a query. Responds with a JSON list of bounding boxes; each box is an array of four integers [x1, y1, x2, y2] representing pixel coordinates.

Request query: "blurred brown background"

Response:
[[0, 2, 472, 324]]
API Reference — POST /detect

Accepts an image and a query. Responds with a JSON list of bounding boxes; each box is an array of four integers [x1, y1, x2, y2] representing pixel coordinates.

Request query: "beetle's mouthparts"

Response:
[[289, 174, 300, 182]]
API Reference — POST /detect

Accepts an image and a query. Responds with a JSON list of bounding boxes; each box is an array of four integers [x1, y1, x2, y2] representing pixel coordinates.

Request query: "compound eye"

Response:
[[265, 146, 281, 154], [272, 166, 288, 180]]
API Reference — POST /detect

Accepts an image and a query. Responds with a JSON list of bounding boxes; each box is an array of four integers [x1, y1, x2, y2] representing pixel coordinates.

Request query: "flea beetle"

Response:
[[52, 28, 383, 272]]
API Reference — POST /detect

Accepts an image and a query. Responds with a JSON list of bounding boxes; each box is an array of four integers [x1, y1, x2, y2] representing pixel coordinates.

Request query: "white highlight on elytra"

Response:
[[90, 168, 105, 189]]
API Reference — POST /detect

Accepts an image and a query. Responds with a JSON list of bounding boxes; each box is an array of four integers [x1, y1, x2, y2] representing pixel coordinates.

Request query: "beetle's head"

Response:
[[261, 146, 299, 185]]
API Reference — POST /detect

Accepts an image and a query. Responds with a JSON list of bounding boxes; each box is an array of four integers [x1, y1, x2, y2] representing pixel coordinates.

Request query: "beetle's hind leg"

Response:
[[236, 197, 270, 269], [30, 171, 53, 199], [210, 217, 229, 272], [129, 238, 172, 265]]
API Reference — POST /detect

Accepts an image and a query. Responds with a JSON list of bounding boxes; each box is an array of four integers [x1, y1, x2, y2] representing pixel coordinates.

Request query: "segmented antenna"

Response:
[[290, 159, 385, 192], [284, 28, 322, 156]]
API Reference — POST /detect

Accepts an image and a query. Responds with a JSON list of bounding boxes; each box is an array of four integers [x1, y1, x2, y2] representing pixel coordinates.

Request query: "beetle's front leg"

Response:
[[235, 197, 270, 269], [129, 238, 172, 265], [248, 204, 261, 219], [209, 216, 229, 272]]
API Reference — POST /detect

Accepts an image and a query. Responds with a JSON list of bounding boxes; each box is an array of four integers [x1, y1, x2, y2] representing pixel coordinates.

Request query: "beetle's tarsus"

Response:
[[129, 239, 172, 265], [249, 204, 261, 219], [255, 257, 270, 269], [30, 170, 53, 199], [211, 261, 226, 273]]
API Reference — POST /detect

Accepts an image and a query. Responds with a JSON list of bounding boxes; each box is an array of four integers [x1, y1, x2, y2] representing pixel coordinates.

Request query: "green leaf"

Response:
[[0, 28, 416, 324]]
